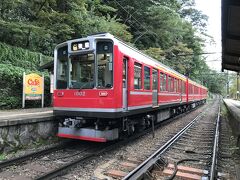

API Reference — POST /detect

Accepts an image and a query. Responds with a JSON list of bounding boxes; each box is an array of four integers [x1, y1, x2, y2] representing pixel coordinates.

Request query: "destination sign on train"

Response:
[[72, 41, 90, 51]]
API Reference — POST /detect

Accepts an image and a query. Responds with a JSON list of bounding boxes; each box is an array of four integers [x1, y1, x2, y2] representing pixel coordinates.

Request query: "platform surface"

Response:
[[0, 107, 53, 122], [225, 99, 240, 108], [223, 99, 240, 121]]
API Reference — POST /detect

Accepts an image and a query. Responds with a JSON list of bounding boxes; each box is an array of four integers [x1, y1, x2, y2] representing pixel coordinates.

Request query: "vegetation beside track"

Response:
[[0, 43, 51, 109], [0, 0, 229, 109]]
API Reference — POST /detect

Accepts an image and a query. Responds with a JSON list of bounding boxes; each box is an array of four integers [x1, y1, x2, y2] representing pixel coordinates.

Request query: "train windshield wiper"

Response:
[[78, 82, 89, 90]]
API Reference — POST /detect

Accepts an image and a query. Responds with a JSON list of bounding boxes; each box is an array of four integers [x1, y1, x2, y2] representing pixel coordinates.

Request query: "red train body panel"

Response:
[[53, 33, 207, 142]]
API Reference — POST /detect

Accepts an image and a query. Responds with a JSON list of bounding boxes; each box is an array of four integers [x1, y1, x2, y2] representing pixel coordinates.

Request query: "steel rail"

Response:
[[35, 152, 94, 180], [35, 140, 129, 180], [34, 105, 206, 180], [123, 110, 206, 180], [210, 105, 221, 180], [0, 142, 71, 169]]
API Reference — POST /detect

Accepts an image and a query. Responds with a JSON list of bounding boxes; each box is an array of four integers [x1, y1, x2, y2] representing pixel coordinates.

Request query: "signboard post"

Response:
[[22, 73, 44, 108]]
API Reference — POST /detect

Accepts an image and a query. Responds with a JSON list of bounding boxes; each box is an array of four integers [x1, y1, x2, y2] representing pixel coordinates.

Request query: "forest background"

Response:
[[0, 0, 232, 109]]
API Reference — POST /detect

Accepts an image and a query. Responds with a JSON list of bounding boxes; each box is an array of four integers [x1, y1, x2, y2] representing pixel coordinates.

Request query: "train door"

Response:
[[152, 69, 158, 106], [122, 57, 128, 111]]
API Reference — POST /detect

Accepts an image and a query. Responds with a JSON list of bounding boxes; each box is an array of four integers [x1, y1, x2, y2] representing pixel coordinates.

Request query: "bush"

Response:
[[0, 64, 51, 109], [0, 42, 52, 69], [0, 43, 52, 109]]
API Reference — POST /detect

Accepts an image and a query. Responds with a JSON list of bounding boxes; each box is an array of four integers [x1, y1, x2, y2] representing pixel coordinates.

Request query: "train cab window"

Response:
[[134, 63, 142, 89], [56, 46, 68, 89], [97, 41, 113, 88], [144, 66, 150, 90], [69, 53, 95, 89], [160, 73, 167, 91]]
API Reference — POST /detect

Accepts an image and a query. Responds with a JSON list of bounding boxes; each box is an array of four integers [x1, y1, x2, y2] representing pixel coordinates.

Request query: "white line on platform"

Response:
[[0, 111, 53, 118]]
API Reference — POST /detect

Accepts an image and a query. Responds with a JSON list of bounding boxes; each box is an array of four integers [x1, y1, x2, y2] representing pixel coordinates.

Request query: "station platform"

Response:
[[0, 107, 53, 126], [0, 107, 56, 153], [224, 99, 240, 118], [223, 99, 240, 146]]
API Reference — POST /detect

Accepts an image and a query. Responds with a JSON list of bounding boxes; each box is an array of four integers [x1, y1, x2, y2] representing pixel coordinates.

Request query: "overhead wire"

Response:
[[106, 0, 159, 44]]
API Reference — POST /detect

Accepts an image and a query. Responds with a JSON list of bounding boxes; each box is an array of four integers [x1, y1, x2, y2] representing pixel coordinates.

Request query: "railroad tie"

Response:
[[105, 169, 128, 178], [167, 163, 208, 176], [162, 169, 202, 180], [153, 163, 208, 180], [120, 162, 138, 168]]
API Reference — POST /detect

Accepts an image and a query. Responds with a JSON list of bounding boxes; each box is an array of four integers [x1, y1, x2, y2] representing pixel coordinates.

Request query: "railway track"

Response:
[[0, 103, 206, 180], [0, 141, 103, 179], [0, 141, 72, 169], [121, 99, 223, 180]]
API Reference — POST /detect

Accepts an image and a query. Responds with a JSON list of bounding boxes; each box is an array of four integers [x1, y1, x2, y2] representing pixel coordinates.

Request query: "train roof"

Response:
[[55, 33, 207, 90], [91, 33, 207, 90]]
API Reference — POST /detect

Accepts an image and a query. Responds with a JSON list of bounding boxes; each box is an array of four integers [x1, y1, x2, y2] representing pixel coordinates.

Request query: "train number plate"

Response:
[[74, 91, 86, 96]]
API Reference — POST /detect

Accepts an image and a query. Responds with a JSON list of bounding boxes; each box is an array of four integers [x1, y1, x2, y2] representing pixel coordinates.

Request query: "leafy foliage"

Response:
[[0, 43, 51, 109], [0, 0, 132, 55], [0, 43, 51, 69], [0, 0, 228, 109]]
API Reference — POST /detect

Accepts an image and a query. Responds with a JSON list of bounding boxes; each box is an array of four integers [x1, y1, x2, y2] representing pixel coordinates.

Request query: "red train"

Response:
[[53, 33, 208, 142]]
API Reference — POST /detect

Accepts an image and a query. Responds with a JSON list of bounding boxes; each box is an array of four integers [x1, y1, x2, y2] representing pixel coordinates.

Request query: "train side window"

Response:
[[144, 66, 150, 90], [152, 69, 158, 90], [97, 41, 113, 88], [179, 80, 182, 93], [134, 63, 142, 89], [183, 81, 186, 94], [168, 76, 173, 92], [160, 72, 167, 91], [160, 73, 163, 91], [56, 46, 68, 89], [174, 78, 177, 92]]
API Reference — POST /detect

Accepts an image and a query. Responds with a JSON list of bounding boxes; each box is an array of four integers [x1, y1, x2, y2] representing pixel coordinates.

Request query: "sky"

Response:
[[195, 0, 222, 71]]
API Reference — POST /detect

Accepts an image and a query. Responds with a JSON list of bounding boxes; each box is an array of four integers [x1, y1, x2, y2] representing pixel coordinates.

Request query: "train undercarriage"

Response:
[[57, 100, 206, 142]]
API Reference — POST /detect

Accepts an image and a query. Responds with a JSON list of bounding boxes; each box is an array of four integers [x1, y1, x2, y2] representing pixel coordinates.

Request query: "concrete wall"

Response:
[[0, 115, 57, 153], [224, 99, 240, 147]]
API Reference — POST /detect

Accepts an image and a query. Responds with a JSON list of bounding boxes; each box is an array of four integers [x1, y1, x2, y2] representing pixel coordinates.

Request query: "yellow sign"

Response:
[[24, 73, 43, 95]]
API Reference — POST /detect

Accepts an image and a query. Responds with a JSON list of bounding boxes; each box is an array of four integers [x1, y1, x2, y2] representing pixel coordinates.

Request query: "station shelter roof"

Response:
[[222, 0, 240, 72]]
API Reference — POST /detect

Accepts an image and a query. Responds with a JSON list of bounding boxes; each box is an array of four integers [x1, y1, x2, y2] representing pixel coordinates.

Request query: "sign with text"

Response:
[[24, 73, 43, 99], [22, 73, 44, 108]]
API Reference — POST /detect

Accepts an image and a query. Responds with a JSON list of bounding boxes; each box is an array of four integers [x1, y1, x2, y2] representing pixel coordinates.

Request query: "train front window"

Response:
[[97, 41, 113, 88], [69, 53, 94, 89], [56, 46, 68, 89]]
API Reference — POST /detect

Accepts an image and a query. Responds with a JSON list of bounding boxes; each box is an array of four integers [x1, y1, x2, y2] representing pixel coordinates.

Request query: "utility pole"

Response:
[[237, 72, 239, 100], [227, 71, 229, 97]]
